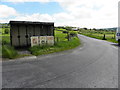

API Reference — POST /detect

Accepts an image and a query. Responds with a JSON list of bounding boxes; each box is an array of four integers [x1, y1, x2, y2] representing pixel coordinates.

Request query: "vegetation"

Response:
[[0, 23, 10, 35], [69, 31, 77, 37], [2, 45, 18, 59], [4, 28, 10, 34], [78, 28, 117, 43], [1, 25, 80, 59], [2, 24, 117, 59], [2, 36, 10, 45], [29, 29, 80, 56], [1, 24, 118, 59], [29, 37, 80, 56]]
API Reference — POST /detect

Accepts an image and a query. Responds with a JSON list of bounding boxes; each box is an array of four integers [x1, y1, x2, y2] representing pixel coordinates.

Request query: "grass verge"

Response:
[[80, 33, 118, 43], [29, 37, 80, 56], [2, 45, 18, 59]]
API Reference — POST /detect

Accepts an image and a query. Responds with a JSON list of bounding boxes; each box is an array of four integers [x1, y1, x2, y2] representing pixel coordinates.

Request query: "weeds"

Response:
[[29, 37, 80, 56], [2, 45, 18, 59]]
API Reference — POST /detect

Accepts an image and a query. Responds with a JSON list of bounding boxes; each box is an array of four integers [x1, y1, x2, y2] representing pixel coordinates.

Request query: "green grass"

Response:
[[55, 30, 67, 37], [1, 28, 80, 59], [55, 30, 68, 42], [0, 46, 2, 57], [0, 28, 10, 35], [55, 30, 77, 42], [56, 28, 67, 31], [79, 30, 117, 43], [29, 37, 80, 56], [2, 45, 18, 59], [0, 35, 10, 58], [1, 36, 10, 45], [29, 30, 80, 56]]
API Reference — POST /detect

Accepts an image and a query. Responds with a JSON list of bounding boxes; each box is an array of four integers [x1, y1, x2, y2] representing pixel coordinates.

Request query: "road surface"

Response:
[[2, 34, 118, 88]]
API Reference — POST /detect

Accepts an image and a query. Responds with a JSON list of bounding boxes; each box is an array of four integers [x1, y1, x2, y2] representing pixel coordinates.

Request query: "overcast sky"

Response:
[[0, 0, 119, 28]]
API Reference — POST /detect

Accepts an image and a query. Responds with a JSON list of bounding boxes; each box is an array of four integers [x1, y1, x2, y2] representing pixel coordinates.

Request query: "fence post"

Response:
[[114, 33, 115, 39], [102, 34, 106, 40], [57, 37, 59, 42], [67, 33, 70, 41]]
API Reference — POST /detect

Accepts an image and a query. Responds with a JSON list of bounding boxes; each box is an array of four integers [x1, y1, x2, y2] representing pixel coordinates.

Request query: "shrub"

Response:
[[29, 45, 51, 55], [2, 36, 10, 45], [65, 26, 72, 31], [4, 28, 9, 34], [63, 31, 68, 33], [2, 45, 18, 59], [69, 31, 77, 37]]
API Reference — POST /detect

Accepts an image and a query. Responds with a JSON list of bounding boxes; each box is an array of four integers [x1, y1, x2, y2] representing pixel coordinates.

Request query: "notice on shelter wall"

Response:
[[39, 36, 47, 46], [46, 36, 54, 45], [31, 36, 54, 47], [31, 36, 39, 47]]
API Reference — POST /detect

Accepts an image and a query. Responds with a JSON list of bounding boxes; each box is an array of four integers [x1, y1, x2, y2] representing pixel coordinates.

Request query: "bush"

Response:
[[2, 45, 18, 59], [29, 45, 51, 55], [69, 31, 77, 37], [65, 26, 72, 31], [2, 36, 10, 45], [63, 31, 68, 33], [4, 28, 9, 34]]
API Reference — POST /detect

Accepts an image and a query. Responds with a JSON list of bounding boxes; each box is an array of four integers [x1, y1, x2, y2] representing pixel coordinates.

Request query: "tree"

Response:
[[65, 26, 72, 31], [93, 28, 97, 31], [83, 28, 87, 30]]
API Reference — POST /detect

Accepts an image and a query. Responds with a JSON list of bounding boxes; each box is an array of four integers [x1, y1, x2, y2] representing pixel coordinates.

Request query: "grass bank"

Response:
[[29, 37, 80, 56], [79, 29, 117, 43], [81, 33, 117, 43], [2, 45, 18, 59]]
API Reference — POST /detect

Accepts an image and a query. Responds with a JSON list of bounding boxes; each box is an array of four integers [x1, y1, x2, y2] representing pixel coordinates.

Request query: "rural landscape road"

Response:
[[2, 34, 118, 88]]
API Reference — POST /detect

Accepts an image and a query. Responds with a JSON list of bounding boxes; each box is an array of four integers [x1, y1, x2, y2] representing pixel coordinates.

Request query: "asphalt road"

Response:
[[2, 34, 118, 88]]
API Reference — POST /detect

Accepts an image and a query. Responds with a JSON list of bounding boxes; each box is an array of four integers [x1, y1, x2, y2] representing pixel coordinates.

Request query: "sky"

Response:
[[0, 0, 119, 28]]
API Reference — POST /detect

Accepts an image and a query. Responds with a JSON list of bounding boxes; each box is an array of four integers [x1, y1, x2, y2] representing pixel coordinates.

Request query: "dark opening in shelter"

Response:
[[10, 21, 54, 47]]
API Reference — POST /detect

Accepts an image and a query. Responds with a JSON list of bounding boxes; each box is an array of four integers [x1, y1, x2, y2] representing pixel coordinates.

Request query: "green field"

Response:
[[56, 28, 66, 31], [55, 30, 68, 42], [79, 29, 117, 43]]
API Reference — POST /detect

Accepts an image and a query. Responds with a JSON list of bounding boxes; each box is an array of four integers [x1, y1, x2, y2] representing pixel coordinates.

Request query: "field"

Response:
[[79, 29, 117, 43], [55, 30, 68, 42]]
